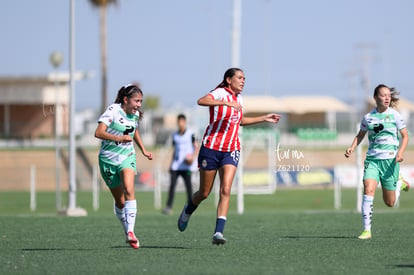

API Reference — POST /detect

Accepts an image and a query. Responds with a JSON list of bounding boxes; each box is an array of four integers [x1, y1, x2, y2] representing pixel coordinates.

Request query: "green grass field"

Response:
[[1, 189, 414, 274]]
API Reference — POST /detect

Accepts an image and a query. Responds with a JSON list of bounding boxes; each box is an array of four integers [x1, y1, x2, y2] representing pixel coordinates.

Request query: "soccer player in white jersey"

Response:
[[345, 84, 409, 240], [95, 84, 153, 249], [177, 68, 281, 245]]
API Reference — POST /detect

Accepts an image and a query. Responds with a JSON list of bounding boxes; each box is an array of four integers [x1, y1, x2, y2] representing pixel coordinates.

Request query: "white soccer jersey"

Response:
[[170, 129, 195, 171], [98, 103, 139, 165], [360, 107, 406, 160]]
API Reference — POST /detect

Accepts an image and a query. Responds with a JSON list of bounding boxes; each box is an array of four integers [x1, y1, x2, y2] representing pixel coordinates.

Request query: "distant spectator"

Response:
[[163, 114, 197, 215]]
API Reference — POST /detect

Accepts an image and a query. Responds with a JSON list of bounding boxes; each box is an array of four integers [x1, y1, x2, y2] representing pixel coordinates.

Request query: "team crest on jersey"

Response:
[[230, 115, 239, 123], [373, 123, 384, 133]]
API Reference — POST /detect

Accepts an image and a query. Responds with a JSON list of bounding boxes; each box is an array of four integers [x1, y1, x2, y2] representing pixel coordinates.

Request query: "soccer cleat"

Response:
[[401, 177, 410, 192], [177, 205, 190, 232], [126, 231, 140, 249], [358, 230, 371, 240], [212, 232, 226, 245]]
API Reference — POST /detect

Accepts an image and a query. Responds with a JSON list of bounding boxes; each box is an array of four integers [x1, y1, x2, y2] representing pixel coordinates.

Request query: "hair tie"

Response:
[[123, 84, 134, 89]]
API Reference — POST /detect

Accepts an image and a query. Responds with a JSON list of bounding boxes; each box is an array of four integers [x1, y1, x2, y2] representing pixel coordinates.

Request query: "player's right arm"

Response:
[[94, 122, 132, 143], [197, 93, 242, 110], [344, 130, 366, 158]]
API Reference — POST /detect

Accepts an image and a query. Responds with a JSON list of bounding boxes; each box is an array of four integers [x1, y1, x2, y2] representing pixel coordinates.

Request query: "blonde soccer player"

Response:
[[345, 84, 410, 240], [95, 84, 153, 249], [177, 68, 281, 245]]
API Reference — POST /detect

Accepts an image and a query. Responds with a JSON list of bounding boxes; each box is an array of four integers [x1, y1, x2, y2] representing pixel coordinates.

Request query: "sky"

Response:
[[1, 0, 414, 111]]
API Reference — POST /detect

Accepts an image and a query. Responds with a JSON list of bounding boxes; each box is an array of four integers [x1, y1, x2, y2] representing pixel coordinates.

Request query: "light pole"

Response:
[[50, 51, 63, 211], [64, 0, 87, 216], [231, 0, 244, 215]]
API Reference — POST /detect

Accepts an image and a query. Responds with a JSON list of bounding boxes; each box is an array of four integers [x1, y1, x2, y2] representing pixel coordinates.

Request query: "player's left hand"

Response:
[[396, 153, 404, 162], [144, 151, 153, 160], [265, 113, 281, 123], [185, 154, 194, 165]]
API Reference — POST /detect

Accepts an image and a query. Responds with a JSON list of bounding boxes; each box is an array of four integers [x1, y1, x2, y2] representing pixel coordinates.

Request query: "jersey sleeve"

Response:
[[172, 132, 176, 146], [394, 111, 406, 130], [208, 88, 225, 101], [134, 115, 140, 130], [98, 104, 116, 126], [360, 115, 368, 131]]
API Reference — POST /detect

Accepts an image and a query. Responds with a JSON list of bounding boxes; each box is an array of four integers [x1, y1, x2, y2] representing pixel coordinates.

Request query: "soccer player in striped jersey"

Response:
[[345, 84, 410, 240], [177, 68, 281, 245], [95, 84, 153, 249]]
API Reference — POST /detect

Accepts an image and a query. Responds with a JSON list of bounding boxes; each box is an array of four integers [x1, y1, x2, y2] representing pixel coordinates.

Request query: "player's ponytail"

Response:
[[389, 87, 400, 109], [114, 84, 144, 119]]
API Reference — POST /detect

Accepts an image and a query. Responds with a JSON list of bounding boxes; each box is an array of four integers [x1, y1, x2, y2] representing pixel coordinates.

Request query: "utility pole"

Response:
[[61, 0, 87, 217], [354, 43, 378, 112], [232, 0, 244, 215]]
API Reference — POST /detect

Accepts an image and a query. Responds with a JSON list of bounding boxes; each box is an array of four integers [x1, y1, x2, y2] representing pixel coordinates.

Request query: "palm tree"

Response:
[[89, 0, 117, 113]]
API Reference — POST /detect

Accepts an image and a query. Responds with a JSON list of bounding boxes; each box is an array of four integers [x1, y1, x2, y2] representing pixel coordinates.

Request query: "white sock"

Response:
[[361, 195, 374, 231], [125, 200, 137, 233], [114, 205, 128, 234], [394, 178, 402, 207]]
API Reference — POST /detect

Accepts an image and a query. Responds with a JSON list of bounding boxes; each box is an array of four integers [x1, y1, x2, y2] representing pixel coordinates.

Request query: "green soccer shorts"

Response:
[[99, 154, 136, 188], [363, 158, 399, 191]]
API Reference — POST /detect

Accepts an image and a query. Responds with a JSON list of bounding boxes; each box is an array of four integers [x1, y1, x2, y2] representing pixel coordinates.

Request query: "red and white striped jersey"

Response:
[[201, 87, 243, 152]]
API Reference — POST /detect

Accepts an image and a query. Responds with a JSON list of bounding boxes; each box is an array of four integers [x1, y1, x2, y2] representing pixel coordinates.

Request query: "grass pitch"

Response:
[[1, 189, 414, 274]]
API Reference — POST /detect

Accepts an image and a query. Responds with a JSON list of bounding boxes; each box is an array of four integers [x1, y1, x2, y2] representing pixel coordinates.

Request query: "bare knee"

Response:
[[363, 180, 377, 197], [197, 190, 210, 201], [192, 190, 209, 204], [220, 187, 231, 198], [384, 199, 395, 207], [382, 189, 396, 207], [364, 187, 376, 196]]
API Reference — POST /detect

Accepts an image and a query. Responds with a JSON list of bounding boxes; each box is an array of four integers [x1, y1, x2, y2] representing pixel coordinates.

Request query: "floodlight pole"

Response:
[[68, 0, 77, 210], [232, 0, 244, 215], [64, 0, 87, 216], [231, 0, 241, 68]]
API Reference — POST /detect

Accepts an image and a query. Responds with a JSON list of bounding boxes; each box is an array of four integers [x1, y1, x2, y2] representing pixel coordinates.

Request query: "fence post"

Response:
[[334, 175, 341, 210], [30, 165, 36, 211], [154, 167, 162, 210], [92, 166, 99, 211]]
